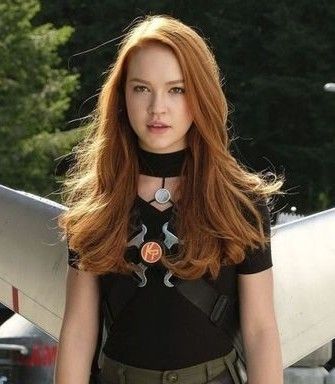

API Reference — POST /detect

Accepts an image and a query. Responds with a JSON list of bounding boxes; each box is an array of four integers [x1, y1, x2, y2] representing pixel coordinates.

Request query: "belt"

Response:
[[99, 348, 238, 384]]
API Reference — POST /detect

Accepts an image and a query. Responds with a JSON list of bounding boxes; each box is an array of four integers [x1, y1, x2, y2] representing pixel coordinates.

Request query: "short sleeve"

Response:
[[67, 239, 80, 269], [236, 199, 273, 274]]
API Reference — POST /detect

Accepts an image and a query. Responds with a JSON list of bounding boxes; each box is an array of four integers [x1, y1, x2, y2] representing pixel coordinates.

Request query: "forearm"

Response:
[[54, 323, 98, 384], [244, 327, 283, 384]]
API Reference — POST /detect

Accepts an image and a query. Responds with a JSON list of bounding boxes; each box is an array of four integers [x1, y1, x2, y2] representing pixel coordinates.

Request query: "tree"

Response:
[[209, 0, 335, 213], [33, 0, 335, 212], [0, 0, 79, 196]]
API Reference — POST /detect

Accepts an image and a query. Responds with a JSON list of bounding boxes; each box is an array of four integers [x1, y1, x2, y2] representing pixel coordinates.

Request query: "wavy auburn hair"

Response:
[[58, 14, 284, 279]]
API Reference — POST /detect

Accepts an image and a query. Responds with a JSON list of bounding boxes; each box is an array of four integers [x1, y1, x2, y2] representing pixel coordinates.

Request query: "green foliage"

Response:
[[206, 1, 335, 214], [17, 127, 87, 202], [35, 0, 180, 121], [5, 0, 335, 214], [0, 0, 79, 194]]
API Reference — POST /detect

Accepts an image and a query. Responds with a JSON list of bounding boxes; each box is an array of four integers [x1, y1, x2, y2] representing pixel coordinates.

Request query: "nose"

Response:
[[148, 92, 167, 115]]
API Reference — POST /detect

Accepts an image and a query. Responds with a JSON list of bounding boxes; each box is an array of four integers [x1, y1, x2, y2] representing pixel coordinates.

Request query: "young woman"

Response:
[[55, 14, 284, 384]]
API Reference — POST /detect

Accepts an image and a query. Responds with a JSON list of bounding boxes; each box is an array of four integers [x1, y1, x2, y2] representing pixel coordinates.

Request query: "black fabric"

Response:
[[99, 199, 272, 370], [67, 147, 273, 370], [236, 200, 273, 274], [137, 146, 189, 177]]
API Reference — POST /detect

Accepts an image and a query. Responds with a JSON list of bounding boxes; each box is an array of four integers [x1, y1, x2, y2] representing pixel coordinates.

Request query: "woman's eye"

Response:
[[170, 87, 185, 94], [133, 85, 149, 92], [133, 85, 185, 94]]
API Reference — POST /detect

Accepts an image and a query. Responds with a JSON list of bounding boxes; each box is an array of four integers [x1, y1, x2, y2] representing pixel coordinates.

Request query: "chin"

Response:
[[139, 141, 172, 153]]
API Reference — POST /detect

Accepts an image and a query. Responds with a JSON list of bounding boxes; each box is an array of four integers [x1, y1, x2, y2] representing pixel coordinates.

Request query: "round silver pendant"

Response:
[[154, 188, 171, 204]]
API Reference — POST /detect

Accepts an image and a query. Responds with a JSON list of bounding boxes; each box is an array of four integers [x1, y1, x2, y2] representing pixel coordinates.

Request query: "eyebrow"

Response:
[[129, 78, 184, 85]]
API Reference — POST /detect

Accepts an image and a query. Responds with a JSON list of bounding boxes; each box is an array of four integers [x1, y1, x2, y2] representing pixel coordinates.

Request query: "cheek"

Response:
[[178, 100, 193, 123], [125, 89, 133, 111], [126, 93, 146, 117], [125, 94, 139, 120]]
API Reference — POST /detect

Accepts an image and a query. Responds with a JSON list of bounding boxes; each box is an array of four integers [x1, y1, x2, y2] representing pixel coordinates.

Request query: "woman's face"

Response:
[[125, 42, 193, 153]]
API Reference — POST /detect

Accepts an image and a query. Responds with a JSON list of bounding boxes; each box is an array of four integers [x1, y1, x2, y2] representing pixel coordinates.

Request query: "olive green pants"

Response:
[[98, 348, 241, 384]]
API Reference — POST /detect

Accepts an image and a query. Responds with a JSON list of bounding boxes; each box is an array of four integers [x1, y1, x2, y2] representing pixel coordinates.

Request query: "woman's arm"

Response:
[[238, 268, 283, 384], [54, 266, 101, 384]]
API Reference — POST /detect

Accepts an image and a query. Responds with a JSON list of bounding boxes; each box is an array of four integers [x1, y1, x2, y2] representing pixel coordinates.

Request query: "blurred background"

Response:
[[1, 0, 335, 215], [1, 1, 335, 383]]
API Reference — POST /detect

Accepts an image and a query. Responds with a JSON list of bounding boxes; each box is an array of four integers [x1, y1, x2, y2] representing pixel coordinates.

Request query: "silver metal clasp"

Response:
[[127, 224, 148, 287]]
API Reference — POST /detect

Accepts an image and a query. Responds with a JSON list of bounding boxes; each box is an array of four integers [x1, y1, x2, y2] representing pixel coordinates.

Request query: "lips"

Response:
[[147, 121, 170, 128], [147, 123, 170, 134]]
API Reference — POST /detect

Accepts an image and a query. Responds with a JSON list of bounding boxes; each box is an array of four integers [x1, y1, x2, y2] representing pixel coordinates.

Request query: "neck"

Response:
[[137, 146, 188, 177]]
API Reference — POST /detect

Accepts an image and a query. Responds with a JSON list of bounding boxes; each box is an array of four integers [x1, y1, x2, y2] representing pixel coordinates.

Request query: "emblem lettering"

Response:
[[141, 241, 163, 263]]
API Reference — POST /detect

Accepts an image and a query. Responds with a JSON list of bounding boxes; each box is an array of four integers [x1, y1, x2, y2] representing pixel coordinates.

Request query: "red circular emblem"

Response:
[[141, 241, 163, 263]]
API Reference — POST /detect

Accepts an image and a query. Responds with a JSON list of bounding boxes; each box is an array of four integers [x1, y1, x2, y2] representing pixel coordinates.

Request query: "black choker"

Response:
[[137, 147, 188, 178]]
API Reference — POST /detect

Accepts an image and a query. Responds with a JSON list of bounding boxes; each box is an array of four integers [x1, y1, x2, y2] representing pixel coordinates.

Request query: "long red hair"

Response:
[[58, 14, 284, 279]]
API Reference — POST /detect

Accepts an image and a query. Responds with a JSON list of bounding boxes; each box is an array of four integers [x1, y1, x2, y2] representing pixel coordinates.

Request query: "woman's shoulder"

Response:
[[236, 195, 273, 275]]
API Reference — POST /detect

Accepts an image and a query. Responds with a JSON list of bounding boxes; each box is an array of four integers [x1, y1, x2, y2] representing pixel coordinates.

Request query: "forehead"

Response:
[[126, 42, 183, 80]]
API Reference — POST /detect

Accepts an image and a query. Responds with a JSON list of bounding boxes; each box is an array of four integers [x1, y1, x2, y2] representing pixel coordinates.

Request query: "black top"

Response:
[[68, 146, 273, 370], [137, 146, 189, 177]]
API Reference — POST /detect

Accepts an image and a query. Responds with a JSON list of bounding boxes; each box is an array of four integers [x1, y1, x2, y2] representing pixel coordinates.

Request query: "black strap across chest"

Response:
[[101, 273, 245, 366]]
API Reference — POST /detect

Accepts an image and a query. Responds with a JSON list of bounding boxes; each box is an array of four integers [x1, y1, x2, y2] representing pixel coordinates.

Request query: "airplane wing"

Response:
[[0, 184, 67, 340], [271, 208, 335, 366], [0, 183, 334, 368]]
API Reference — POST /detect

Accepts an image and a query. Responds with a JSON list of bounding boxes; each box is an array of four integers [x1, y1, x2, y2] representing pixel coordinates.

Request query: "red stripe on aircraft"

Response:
[[12, 286, 19, 312]]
